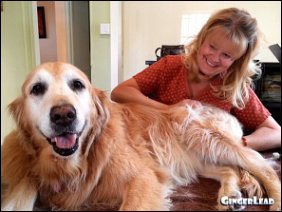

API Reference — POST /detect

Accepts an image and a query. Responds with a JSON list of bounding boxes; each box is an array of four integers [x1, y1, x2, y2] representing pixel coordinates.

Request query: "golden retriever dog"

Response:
[[1, 62, 281, 211]]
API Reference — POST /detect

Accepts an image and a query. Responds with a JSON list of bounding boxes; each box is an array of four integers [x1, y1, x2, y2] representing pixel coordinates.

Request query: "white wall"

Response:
[[122, 1, 281, 81]]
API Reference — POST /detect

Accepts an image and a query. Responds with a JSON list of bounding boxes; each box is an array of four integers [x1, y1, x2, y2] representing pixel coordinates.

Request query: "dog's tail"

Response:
[[239, 169, 265, 198]]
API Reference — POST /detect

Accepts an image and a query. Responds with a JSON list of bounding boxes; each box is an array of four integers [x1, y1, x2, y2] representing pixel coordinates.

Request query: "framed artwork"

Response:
[[37, 7, 47, 38]]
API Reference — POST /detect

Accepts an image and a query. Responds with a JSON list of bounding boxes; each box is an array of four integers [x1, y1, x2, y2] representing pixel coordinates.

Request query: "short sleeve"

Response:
[[133, 57, 167, 96], [232, 86, 271, 130]]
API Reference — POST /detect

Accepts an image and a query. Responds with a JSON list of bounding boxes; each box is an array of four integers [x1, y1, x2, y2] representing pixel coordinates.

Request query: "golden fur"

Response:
[[1, 62, 281, 211]]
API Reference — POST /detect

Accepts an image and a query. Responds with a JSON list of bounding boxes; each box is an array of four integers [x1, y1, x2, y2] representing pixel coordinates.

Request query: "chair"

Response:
[[145, 45, 184, 66]]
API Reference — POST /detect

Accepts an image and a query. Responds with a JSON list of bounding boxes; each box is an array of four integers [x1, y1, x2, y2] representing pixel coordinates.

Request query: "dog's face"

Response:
[[10, 62, 103, 157]]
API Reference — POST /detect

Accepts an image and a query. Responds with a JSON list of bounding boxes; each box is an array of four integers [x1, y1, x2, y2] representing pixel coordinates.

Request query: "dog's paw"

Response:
[[218, 190, 245, 211]]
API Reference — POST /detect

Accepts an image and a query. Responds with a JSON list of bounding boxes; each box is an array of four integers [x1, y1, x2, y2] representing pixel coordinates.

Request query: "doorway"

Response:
[[36, 1, 91, 80], [67, 1, 91, 80]]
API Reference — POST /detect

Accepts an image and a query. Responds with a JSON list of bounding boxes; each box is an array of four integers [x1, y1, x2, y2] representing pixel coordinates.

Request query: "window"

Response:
[[180, 14, 210, 45]]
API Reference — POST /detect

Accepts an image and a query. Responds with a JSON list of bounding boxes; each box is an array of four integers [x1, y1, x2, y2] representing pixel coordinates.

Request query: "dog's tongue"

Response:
[[51, 134, 77, 149]]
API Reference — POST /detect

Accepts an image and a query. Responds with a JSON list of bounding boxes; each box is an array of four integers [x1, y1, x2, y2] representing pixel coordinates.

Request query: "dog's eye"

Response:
[[70, 80, 85, 91], [30, 83, 46, 96]]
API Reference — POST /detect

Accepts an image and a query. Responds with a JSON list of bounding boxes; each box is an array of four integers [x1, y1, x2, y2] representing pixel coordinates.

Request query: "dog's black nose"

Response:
[[50, 104, 76, 125]]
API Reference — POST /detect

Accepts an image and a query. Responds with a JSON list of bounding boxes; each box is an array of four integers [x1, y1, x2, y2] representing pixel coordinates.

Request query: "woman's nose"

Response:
[[210, 52, 220, 63]]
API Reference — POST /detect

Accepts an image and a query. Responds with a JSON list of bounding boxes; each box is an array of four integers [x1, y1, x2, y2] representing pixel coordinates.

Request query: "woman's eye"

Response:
[[70, 80, 85, 91], [210, 45, 215, 50], [223, 53, 231, 59], [30, 83, 46, 96]]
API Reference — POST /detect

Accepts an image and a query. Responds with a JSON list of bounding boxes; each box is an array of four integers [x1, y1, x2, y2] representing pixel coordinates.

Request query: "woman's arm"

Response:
[[244, 116, 281, 151], [111, 78, 169, 110], [111, 78, 201, 110]]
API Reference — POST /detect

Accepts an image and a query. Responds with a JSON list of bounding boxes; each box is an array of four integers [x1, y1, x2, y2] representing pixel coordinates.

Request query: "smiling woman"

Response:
[[111, 7, 281, 152]]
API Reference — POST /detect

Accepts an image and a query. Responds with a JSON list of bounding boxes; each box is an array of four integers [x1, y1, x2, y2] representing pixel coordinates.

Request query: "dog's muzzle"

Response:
[[46, 104, 80, 156]]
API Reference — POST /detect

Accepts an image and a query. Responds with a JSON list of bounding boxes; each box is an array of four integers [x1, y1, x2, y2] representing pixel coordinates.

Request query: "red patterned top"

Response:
[[133, 55, 270, 130]]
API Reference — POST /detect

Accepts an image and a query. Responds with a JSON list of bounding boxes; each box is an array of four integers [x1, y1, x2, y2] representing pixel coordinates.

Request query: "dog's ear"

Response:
[[94, 88, 108, 104], [91, 87, 108, 107], [8, 96, 24, 126], [91, 87, 110, 124]]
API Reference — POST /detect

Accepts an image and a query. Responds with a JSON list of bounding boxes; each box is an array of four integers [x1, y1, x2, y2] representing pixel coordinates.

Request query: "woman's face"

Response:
[[197, 29, 246, 79]]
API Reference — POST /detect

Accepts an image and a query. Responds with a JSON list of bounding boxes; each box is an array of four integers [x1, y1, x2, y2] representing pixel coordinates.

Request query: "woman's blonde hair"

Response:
[[182, 8, 261, 109]]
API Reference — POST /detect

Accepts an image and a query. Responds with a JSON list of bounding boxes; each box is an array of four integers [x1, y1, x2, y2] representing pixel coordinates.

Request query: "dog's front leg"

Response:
[[1, 178, 37, 211], [119, 169, 171, 211]]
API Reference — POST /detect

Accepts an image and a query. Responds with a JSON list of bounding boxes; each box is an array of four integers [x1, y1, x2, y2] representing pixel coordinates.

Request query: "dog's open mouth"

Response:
[[47, 133, 79, 157]]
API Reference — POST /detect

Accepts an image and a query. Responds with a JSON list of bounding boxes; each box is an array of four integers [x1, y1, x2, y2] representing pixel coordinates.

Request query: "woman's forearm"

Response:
[[111, 85, 168, 110], [244, 117, 281, 151]]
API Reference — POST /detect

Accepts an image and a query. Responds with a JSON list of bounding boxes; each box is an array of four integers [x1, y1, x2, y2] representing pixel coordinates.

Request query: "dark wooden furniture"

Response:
[[253, 62, 281, 125]]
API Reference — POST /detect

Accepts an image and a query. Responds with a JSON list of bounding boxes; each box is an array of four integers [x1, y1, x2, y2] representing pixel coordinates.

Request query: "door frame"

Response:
[[31, 1, 41, 66], [110, 1, 122, 91]]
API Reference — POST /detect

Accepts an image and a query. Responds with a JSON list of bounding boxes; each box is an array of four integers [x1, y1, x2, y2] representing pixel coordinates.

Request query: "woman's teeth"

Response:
[[206, 59, 216, 67]]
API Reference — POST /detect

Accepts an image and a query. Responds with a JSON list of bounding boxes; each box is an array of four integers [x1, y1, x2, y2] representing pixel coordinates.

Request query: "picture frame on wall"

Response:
[[37, 7, 47, 38]]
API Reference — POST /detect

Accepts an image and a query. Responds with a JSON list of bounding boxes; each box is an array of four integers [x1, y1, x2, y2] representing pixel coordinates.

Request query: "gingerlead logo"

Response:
[[221, 196, 274, 206]]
